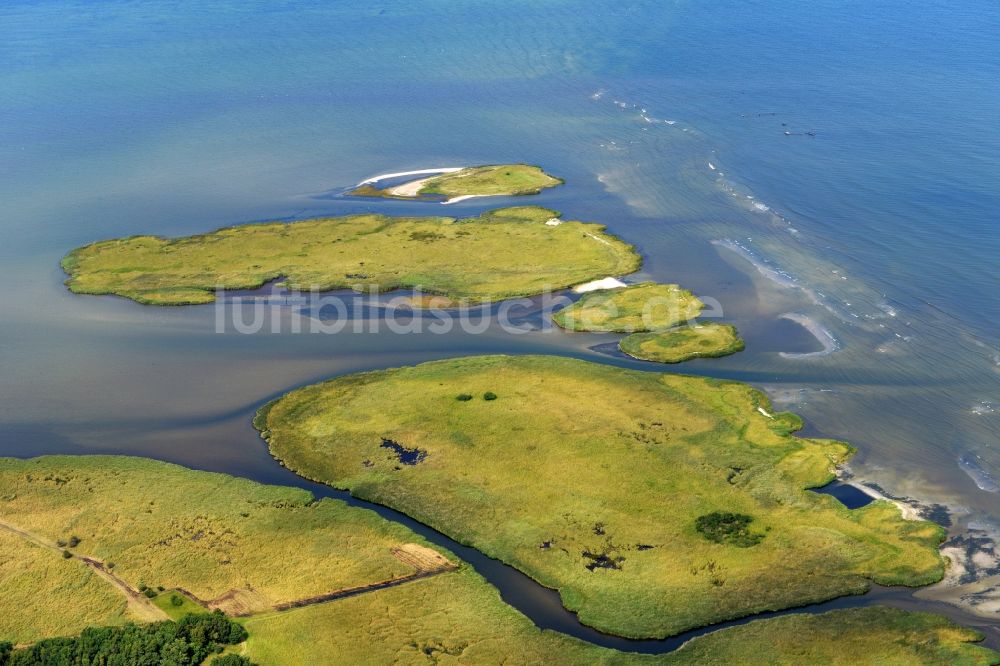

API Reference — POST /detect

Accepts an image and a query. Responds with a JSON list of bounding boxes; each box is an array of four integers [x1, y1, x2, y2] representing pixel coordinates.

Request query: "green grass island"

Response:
[[2, 456, 994, 665], [61, 206, 639, 306], [553, 282, 705, 332], [349, 164, 564, 202], [552, 282, 744, 363], [621, 323, 746, 364], [255, 354, 947, 640]]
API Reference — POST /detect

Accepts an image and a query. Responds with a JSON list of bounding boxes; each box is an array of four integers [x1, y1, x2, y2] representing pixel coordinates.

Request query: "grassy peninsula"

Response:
[[350, 164, 563, 200], [256, 355, 947, 639], [242, 567, 997, 665], [621, 323, 745, 363], [61, 206, 638, 305], [0, 456, 452, 643], [553, 282, 704, 332]]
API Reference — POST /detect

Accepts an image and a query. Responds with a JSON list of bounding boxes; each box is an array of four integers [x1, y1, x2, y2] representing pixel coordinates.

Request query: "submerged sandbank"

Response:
[[778, 313, 839, 358]]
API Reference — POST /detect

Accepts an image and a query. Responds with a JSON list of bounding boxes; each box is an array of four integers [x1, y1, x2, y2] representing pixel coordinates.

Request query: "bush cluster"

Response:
[[694, 512, 764, 547], [0, 611, 250, 665]]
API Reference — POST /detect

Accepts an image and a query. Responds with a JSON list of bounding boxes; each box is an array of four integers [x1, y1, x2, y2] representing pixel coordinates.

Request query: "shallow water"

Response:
[[2, 0, 1000, 642]]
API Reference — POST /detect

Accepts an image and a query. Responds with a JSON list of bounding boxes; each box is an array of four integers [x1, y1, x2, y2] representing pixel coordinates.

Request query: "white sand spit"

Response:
[[357, 167, 464, 187], [388, 176, 435, 197], [442, 194, 500, 205], [573, 277, 627, 293]]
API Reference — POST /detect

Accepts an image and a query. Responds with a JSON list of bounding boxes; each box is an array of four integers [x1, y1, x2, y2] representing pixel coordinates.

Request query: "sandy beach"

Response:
[[573, 277, 627, 293], [387, 176, 435, 197]]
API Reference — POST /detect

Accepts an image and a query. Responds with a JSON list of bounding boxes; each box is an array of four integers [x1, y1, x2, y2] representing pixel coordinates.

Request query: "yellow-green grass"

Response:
[[0, 456, 447, 619], [241, 566, 997, 665], [258, 355, 947, 639], [421, 164, 563, 196], [0, 529, 133, 644], [61, 206, 638, 305], [553, 282, 704, 332], [152, 589, 206, 621], [621, 323, 746, 363], [351, 164, 564, 199]]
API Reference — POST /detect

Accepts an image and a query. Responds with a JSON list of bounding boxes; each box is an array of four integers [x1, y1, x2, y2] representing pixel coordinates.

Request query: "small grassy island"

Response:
[[256, 355, 947, 639], [0, 456, 453, 644], [553, 282, 744, 363], [553, 282, 704, 332], [621, 323, 745, 363], [349, 164, 563, 201], [61, 206, 638, 305]]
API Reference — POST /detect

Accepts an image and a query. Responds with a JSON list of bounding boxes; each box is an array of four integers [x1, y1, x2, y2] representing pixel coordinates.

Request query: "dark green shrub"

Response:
[[483, 391, 498, 401], [171, 594, 184, 607], [456, 393, 473, 401], [68, 535, 81, 548], [143, 588, 158, 599], [61, 550, 72, 559], [694, 512, 764, 547], [56, 539, 67, 548], [5, 611, 247, 664]]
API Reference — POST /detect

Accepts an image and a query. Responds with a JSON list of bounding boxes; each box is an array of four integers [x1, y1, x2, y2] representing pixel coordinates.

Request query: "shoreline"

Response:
[[442, 194, 501, 204], [839, 479, 923, 521]]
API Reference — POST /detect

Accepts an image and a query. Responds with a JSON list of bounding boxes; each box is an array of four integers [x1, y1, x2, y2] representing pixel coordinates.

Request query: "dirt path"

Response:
[[243, 543, 457, 616], [1, 519, 453, 622], [0, 519, 167, 622]]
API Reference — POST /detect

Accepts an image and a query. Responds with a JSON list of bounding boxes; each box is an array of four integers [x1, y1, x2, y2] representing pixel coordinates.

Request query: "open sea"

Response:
[[2, 0, 1000, 640]]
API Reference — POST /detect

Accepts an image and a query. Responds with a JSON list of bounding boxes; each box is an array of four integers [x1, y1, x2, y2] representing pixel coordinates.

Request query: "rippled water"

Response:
[[2, 0, 1000, 635]]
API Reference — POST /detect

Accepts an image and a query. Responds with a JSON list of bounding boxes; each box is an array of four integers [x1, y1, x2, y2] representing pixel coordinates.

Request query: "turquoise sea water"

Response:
[[2, 0, 1000, 633]]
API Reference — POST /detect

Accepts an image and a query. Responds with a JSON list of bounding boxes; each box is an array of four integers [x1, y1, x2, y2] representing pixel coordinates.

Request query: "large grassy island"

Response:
[[256, 355, 946, 639], [1, 457, 992, 665], [349, 164, 563, 201], [61, 206, 638, 305], [241, 569, 997, 665]]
